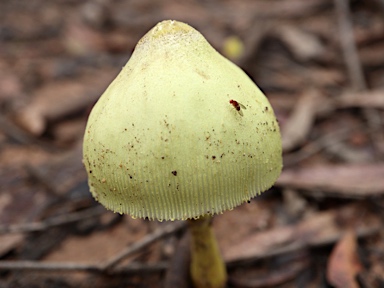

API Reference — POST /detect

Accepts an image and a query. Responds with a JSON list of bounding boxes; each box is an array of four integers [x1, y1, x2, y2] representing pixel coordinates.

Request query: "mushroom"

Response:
[[83, 20, 282, 288]]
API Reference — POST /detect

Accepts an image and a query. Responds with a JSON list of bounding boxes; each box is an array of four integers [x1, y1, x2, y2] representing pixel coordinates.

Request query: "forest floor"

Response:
[[0, 0, 384, 287]]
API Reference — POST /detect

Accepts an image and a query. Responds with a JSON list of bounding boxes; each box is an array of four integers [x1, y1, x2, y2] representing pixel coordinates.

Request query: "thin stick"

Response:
[[334, 0, 366, 91], [0, 219, 377, 275], [0, 206, 105, 234], [334, 0, 384, 155], [283, 126, 361, 167], [101, 221, 186, 271], [0, 260, 167, 274], [0, 220, 185, 275]]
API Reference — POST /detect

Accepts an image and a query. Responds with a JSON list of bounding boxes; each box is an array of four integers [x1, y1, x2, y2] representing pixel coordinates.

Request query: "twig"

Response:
[[0, 224, 377, 274], [334, 0, 384, 156], [0, 260, 167, 274], [283, 126, 360, 167], [334, 0, 366, 90], [101, 221, 186, 271], [0, 221, 185, 275], [0, 217, 185, 275], [0, 206, 105, 234]]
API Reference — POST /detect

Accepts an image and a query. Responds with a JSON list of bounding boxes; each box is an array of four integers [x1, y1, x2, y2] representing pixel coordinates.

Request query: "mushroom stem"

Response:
[[188, 215, 227, 288]]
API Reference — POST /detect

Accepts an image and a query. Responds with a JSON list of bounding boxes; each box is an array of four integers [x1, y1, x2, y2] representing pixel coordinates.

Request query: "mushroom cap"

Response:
[[83, 20, 282, 221]]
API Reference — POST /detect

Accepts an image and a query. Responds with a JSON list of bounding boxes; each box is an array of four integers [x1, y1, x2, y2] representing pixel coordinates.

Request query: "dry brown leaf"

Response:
[[326, 230, 362, 288], [273, 25, 325, 62], [282, 90, 324, 151], [276, 164, 384, 196], [223, 204, 380, 263], [229, 259, 309, 288], [15, 70, 115, 135], [0, 234, 24, 257], [43, 216, 150, 264]]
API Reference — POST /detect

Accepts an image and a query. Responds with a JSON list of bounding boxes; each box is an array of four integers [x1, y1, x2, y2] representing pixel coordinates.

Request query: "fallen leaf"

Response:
[[326, 230, 362, 288], [229, 259, 309, 288], [223, 204, 380, 263], [15, 70, 115, 135], [276, 164, 384, 196], [273, 25, 325, 62], [43, 216, 150, 264], [282, 90, 324, 151], [0, 234, 24, 257]]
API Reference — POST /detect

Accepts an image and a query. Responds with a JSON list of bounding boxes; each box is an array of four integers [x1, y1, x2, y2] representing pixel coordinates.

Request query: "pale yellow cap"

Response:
[[83, 20, 282, 221]]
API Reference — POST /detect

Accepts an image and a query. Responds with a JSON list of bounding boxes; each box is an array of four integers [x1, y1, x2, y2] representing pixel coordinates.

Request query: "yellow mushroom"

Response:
[[83, 20, 282, 288]]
